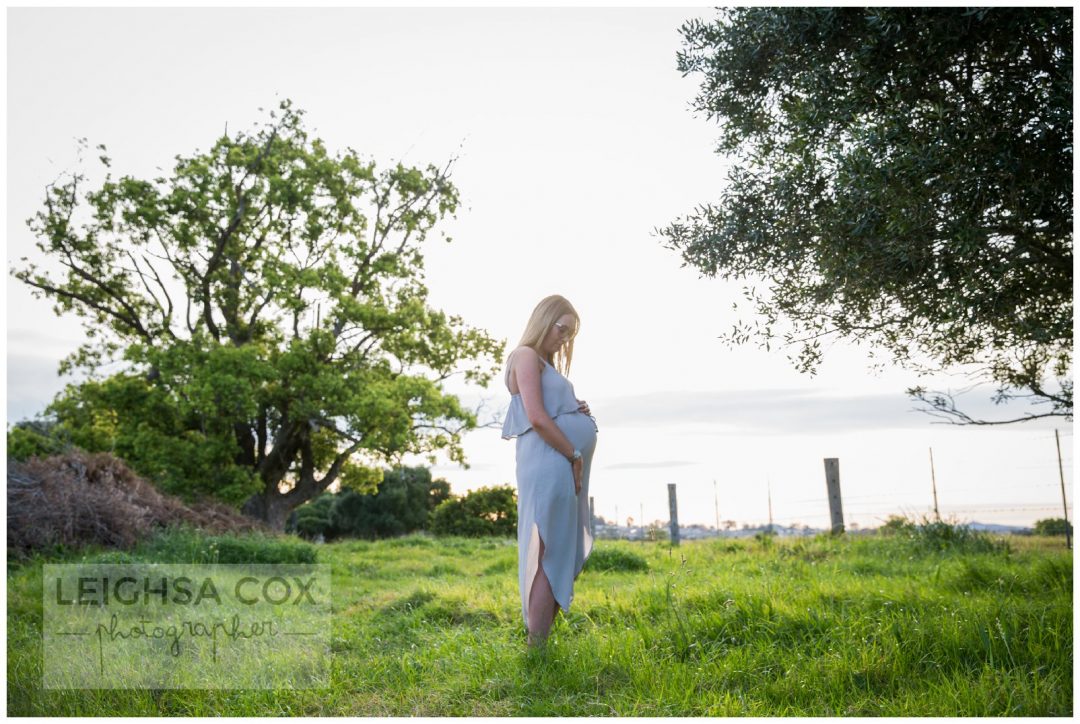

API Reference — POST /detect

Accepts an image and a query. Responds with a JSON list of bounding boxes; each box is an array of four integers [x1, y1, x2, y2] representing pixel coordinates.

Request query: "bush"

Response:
[[290, 493, 336, 540], [1033, 518, 1073, 536], [879, 514, 1009, 554], [328, 467, 444, 539], [7, 419, 72, 461], [430, 485, 517, 537], [878, 515, 915, 536], [286, 467, 451, 541]]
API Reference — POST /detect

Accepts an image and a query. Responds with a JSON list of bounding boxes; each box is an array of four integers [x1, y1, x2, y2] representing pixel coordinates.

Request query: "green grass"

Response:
[[7, 528, 1072, 715]]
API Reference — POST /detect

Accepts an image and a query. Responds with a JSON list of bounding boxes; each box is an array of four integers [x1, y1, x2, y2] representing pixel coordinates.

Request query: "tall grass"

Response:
[[7, 526, 1072, 716]]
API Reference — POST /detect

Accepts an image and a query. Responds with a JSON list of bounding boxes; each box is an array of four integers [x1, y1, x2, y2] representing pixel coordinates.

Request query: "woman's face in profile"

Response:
[[543, 313, 577, 356]]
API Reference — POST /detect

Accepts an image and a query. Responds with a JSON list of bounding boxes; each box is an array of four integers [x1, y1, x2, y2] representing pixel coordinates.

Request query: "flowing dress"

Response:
[[502, 351, 597, 626]]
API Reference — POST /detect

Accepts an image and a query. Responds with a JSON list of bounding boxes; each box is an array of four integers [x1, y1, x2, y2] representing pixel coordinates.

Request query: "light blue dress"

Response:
[[502, 350, 597, 626]]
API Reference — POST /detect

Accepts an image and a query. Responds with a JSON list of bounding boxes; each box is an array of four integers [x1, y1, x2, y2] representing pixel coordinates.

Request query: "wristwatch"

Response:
[[569, 449, 582, 463]]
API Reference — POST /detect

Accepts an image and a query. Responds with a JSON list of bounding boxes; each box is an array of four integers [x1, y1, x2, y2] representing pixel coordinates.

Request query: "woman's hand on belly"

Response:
[[555, 412, 597, 454]]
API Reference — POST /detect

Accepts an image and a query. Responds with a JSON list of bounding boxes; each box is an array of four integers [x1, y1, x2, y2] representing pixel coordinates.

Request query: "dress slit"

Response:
[[523, 520, 570, 626], [523, 522, 541, 624]]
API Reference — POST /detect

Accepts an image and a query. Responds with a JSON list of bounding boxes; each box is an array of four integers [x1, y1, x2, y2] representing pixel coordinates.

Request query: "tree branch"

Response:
[[908, 387, 1072, 425], [123, 249, 174, 336], [21, 275, 148, 340]]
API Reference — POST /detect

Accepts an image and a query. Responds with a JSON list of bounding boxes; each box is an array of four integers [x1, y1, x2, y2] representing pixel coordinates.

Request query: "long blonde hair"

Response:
[[514, 294, 580, 376]]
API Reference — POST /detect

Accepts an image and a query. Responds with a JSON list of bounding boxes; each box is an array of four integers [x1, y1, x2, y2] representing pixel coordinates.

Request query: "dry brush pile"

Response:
[[7, 450, 268, 557]]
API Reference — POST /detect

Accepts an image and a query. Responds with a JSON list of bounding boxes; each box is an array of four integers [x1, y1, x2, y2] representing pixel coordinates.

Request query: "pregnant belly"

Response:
[[554, 411, 597, 454]]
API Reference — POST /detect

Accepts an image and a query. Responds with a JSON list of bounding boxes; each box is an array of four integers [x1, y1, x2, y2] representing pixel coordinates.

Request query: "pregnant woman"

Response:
[[502, 294, 597, 646]]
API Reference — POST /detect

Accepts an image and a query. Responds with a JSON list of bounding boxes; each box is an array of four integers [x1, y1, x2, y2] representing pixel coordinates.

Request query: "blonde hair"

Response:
[[514, 294, 580, 376]]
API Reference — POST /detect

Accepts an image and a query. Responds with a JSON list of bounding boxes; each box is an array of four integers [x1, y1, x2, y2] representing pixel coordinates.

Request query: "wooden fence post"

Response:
[[668, 483, 680, 546], [589, 496, 596, 538], [824, 458, 844, 535]]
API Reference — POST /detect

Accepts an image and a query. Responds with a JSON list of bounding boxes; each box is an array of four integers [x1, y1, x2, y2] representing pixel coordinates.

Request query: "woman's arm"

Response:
[[513, 347, 578, 462]]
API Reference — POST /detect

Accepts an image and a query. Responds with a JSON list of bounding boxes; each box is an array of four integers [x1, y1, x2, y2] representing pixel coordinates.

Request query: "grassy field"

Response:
[[7, 527, 1072, 716]]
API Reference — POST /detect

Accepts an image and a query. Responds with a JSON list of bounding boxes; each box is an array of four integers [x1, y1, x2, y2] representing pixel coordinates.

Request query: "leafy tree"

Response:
[[7, 419, 73, 461], [11, 101, 503, 528], [430, 485, 517, 537], [329, 465, 439, 539], [1033, 517, 1073, 536], [41, 374, 263, 505], [662, 8, 1072, 424]]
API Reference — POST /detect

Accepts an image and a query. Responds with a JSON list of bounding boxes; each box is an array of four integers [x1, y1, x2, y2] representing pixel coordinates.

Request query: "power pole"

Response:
[[767, 478, 774, 534], [714, 479, 720, 536], [1056, 429, 1071, 550], [640, 502, 645, 542], [929, 447, 941, 521]]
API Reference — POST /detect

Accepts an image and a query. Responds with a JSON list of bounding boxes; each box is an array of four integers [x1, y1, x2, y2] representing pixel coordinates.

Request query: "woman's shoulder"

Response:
[[509, 345, 541, 365], [508, 346, 546, 379]]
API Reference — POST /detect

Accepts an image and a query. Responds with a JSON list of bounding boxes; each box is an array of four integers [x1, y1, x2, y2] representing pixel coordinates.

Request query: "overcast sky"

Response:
[[6, 6, 1073, 528]]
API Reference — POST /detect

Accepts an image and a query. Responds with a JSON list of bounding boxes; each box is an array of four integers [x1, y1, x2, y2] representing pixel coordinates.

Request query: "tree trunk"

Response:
[[240, 420, 355, 530], [234, 421, 256, 467], [241, 489, 295, 531], [241, 419, 305, 530]]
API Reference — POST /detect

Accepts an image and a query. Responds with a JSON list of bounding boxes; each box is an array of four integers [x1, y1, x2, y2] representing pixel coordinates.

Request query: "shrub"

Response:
[[286, 467, 451, 541], [428, 478, 452, 512], [328, 466, 444, 539], [878, 515, 915, 535], [7, 419, 72, 461], [878, 514, 1010, 554], [289, 493, 336, 540], [1033, 518, 1073, 536], [430, 485, 517, 537]]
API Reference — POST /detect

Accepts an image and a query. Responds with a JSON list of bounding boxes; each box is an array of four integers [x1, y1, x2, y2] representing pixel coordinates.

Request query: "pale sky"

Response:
[[5, 6, 1073, 528]]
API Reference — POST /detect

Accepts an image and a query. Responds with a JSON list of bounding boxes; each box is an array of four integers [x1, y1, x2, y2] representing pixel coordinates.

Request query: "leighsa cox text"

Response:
[[43, 564, 331, 690], [53, 574, 320, 607]]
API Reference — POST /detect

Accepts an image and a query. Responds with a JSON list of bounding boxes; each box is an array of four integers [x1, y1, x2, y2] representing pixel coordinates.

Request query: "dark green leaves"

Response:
[[662, 8, 1072, 422]]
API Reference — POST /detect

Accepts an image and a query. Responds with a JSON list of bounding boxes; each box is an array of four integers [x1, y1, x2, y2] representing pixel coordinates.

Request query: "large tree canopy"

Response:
[[12, 101, 503, 528], [661, 7, 1072, 423]]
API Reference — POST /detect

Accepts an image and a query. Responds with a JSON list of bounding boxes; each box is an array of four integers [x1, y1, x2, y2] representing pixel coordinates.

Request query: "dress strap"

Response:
[[505, 348, 554, 391], [504, 347, 531, 389]]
